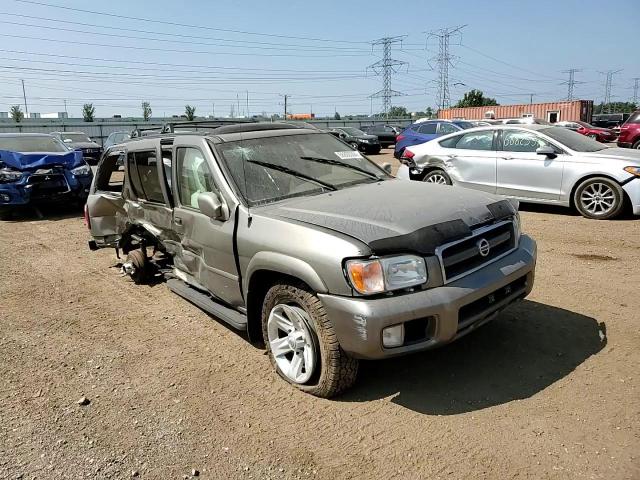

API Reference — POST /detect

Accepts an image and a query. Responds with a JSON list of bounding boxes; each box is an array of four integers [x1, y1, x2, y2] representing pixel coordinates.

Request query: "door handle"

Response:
[[500, 156, 514, 160], [174, 217, 183, 226]]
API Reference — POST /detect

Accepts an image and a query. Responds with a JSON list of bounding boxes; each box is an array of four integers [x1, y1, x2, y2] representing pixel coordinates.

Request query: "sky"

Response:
[[0, 0, 638, 119]]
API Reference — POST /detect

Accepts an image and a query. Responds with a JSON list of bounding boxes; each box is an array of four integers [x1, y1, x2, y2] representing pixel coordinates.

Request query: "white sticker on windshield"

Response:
[[335, 151, 364, 160]]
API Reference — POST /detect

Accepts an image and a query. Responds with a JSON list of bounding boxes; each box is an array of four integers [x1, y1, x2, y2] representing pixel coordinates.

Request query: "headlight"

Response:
[[623, 166, 640, 177], [0, 167, 22, 183], [346, 255, 428, 295], [71, 163, 91, 176]]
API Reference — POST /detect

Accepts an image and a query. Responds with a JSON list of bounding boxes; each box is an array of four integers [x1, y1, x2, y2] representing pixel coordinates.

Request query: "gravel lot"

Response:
[[1, 149, 638, 479]]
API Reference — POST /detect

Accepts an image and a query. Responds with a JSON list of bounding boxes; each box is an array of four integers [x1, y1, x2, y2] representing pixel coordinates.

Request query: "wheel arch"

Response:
[[569, 173, 629, 209]]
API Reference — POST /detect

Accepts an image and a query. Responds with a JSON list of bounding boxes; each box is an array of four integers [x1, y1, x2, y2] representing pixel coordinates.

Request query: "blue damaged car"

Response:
[[0, 133, 93, 218]]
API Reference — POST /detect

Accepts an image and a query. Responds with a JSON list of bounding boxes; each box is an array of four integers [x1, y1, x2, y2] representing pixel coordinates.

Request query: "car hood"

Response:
[[262, 180, 516, 255], [0, 149, 84, 171], [69, 142, 101, 149], [581, 147, 640, 163]]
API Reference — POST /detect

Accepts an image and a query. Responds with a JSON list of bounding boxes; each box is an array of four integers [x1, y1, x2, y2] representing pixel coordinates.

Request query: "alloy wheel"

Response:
[[267, 304, 317, 384], [426, 173, 448, 184], [579, 182, 616, 216]]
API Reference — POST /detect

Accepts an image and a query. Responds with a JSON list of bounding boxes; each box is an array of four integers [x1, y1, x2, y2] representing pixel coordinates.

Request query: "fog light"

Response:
[[0, 193, 10, 202], [382, 324, 404, 348]]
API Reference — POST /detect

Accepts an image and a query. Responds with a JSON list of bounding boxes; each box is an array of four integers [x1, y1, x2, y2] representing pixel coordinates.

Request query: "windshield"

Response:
[[340, 127, 365, 136], [0, 135, 69, 153], [453, 121, 474, 129], [61, 133, 92, 143], [214, 132, 387, 206], [541, 127, 608, 152]]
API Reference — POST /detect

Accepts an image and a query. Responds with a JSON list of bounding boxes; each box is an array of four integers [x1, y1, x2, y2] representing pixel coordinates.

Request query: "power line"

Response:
[[12, 0, 370, 44], [368, 36, 407, 118], [561, 68, 583, 101], [427, 25, 465, 110]]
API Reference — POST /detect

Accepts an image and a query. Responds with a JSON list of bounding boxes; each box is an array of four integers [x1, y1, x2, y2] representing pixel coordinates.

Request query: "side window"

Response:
[[455, 130, 495, 150], [95, 153, 124, 193], [417, 123, 437, 134], [176, 147, 215, 210], [439, 135, 462, 148], [128, 150, 165, 203], [161, 148, 173, 198], [437, 123, 458, 135], [502, 130, 550, 153]]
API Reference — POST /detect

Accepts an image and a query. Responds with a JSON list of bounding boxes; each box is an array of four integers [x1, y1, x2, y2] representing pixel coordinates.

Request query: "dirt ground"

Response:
[[1, 151, 639, 479]]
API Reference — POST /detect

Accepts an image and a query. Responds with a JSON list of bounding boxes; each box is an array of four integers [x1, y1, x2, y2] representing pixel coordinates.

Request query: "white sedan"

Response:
[[396, 124, 640, 220]]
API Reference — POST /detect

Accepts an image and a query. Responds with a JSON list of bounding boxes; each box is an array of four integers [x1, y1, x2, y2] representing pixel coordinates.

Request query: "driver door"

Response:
[[496, 129, 565, 201], [171, 136, 243, 307]]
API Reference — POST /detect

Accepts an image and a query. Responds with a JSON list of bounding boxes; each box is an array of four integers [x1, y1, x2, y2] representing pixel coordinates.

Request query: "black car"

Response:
[[360, 125, 398, 148], [52, 131, 103, 164], [328, 127, 381, 154]]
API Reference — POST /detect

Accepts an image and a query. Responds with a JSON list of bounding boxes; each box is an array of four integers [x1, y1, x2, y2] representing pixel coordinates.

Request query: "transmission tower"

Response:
[[599, 69, 622, 113], [427, 25, 466, 111], [562, 68, 583, 101], [368, 36, 407, 118], [632, 77, 639, 105]]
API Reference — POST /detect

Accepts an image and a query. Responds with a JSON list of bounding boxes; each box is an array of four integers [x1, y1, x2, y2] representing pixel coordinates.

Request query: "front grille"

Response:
[[437, 220, 516, 283], [457, 275, 528, 332], [27, 173, 69, 197]]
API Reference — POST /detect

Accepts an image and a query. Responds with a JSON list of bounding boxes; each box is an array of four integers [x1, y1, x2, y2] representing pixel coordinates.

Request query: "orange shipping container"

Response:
[[438, 100, 593, 123]]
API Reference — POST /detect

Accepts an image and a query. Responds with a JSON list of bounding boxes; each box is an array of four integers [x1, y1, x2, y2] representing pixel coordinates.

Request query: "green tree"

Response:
[[425, 107, 434, 118], [141, 101, 152, 121], [185, 105, 196, 121], [82, 103, 95, 122], [594, 102, 637, 114], [333, 111, 341, 120], [10, 105, 24, 123], [388, 106, 408, 118], [454, 90, 499, 108]]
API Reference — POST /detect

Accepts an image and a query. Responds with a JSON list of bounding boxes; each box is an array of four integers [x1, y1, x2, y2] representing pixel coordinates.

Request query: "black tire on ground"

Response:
[[573, 176, 625, 220], [422, 169, 452, 185], [632, 139, 640, 149], [261, 282, 358, 398], [125, 249, 149, 284]]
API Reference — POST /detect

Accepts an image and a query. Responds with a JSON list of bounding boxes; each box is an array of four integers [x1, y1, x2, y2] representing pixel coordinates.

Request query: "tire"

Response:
[[261, 282, 358, 398], [422, 169, 452, 185], [632, 139, 640, 150], [123, 249, 149, 284], [573, 176, 625, 220]]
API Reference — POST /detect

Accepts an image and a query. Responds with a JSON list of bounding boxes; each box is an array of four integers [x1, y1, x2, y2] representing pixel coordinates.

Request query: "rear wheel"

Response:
[[422, 169, 452, 185], [261, 282, 358, 398], [573, 177, 625, 220], [632, 139, 640, 149]]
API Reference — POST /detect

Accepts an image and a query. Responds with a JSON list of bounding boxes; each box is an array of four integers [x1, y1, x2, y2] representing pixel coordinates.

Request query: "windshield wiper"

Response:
[[299, 156, 382, 180], [246, 159, 337, 191]]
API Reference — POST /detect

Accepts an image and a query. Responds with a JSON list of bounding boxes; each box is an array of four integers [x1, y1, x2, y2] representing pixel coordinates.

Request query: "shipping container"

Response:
[[438, 100, 593, 123]]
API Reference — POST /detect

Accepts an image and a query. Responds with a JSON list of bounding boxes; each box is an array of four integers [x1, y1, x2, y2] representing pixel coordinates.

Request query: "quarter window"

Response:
[[437, 123, 458, 135], [127, 150, 165, 203], [417, 123, 437, 134], [502, 130, 550, 153], [455, 130, 495, 150], [176, 147, 215, 210]]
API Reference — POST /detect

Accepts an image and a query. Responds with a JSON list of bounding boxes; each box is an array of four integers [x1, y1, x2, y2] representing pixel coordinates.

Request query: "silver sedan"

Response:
[[396, 125, 640, 220]]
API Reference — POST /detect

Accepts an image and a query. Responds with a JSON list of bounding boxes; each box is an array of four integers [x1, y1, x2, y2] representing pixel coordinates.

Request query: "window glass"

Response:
[[417, 123, 437, 134], [96, 153, 124, 193], [438, 122, 458, 135], [127, 150, 165, 202], [455, 130, 494, 150], [439, 135, 462, 148], [502, 130, 550, 153], [161, 148, 173, 198], [177, 147, 215, 209]]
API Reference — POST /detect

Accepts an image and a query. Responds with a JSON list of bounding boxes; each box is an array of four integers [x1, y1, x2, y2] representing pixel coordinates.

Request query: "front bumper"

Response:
[[319, 234, 537, 359], [622, 177, 640, 215], [617, 141, 633, 148], [0, 172, 92, 207]]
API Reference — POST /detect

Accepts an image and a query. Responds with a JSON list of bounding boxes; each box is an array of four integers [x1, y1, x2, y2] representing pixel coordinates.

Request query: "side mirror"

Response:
[[197, 191, 229, 221], [536, 146, 557, 158], [381, 162, 392, 174]]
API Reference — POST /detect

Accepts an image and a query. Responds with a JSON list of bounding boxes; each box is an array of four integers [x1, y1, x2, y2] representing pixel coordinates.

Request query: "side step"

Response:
[[166, 278, 247, 330]]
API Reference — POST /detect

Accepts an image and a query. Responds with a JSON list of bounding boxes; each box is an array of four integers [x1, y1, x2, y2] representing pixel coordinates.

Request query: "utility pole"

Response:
[[212, 102, 215, 118], [427, 25, 466, 112], [64, 99, 68, 116], [282, 94, 288, 118], [529, 93, 534, 105], [562, 68, 583, 101], [368, 36, 407, 119], [599, 69, 623, 113], [632, 77, 640, 105], [236, 93, 241, 118], [21, 79, 28, 117], [246, 90, 249, 118]]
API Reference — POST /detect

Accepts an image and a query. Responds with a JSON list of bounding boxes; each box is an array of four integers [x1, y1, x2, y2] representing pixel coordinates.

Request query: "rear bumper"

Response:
[[319, 235, 537, 360], [622, 177, 640, 215]]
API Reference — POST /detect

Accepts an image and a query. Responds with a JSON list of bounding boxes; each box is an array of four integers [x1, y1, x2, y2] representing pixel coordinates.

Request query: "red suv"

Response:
[[617, 110, 640, 149], [557, 121, 617, 143]]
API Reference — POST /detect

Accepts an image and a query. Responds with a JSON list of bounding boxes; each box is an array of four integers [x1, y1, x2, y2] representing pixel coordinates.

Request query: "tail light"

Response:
[[84, 203, 91, 230], [400, 149, 415, 166], [397, 134, 405, 142]]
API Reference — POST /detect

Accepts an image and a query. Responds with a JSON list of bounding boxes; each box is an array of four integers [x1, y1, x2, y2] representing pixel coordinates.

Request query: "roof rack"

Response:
[[160, 119, 258, 134], [130, 125, 163, 138]]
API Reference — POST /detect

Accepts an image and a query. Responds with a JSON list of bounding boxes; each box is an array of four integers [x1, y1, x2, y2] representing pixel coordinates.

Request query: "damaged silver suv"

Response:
[[86, 121, 537, 398]]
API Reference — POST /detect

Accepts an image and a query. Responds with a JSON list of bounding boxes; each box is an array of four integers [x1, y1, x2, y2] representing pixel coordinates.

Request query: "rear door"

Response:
[[496, 128, 565, 200], [86, 149, 126, 247], [442, 129, 497, 193], [171, 136, 243, 307], [412, 122, 438, 146]]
